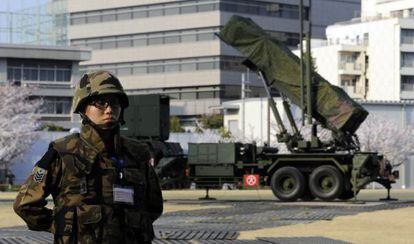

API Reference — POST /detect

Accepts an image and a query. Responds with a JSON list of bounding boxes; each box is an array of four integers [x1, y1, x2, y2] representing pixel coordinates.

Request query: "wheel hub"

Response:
[[281, 177, 295, 192], [320, 176, 334, 192]]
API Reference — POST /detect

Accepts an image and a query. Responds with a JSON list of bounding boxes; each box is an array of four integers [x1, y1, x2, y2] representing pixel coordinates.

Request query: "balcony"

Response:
[[338, 62, 363, 75]]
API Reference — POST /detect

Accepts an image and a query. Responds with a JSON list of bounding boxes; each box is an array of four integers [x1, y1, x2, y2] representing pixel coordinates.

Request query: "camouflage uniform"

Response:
[[14, 71, 163, 243]]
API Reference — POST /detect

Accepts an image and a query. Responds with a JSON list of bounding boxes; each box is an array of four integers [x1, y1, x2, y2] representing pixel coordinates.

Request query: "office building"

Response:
[[67, 0, 360, 120]]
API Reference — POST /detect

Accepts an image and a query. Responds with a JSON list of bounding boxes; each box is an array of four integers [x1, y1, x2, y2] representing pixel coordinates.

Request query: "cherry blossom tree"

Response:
[[0, 84, 43, 170], [356, 114, 414, 167]]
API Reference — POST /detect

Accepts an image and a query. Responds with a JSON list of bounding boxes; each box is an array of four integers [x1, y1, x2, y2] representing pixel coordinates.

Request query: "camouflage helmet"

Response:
[[72, 71, 129, 114]]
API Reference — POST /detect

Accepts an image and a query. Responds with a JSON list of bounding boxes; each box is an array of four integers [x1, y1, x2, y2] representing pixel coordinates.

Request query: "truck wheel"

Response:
[[271, 167, 305, 201], [309, 165, 344, 201]]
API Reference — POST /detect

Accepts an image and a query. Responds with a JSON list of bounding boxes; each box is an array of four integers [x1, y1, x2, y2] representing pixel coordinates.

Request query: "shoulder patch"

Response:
[[35, 147, 58, 169], [33, 167, 46, 183]]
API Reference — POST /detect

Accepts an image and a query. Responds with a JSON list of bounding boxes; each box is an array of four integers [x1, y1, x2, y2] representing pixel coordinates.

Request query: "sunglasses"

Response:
[[89, 96, 121, 110]]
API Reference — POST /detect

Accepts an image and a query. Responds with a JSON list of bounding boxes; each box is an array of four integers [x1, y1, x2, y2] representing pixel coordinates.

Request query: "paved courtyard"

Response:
[[0, 189, 413, 243]]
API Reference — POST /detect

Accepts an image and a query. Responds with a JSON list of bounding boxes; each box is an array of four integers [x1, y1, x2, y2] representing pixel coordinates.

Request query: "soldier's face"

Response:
[[85, 95, 121, 128]]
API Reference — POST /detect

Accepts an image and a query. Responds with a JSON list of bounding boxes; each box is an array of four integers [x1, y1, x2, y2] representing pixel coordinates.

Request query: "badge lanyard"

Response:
[[110, 156, 125, 180]]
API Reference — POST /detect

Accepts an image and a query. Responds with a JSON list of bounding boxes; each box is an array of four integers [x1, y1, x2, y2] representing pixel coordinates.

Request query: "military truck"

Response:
[[187, 16, 399, 201], [121, 94, 189, 189]]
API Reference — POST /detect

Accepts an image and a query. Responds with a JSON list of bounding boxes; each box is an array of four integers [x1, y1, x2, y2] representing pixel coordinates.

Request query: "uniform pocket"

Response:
[[76, 205, 102, 242], [124, 168, 146, 185], [77, 205, 102, 224], [123, 168, 147, 206]]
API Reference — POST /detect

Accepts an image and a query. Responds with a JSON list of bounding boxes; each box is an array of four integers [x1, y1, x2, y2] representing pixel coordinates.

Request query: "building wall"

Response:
[[311, 45, 341, 85], [319, 18, 407, 101], [0, 44, 90, 129], [67, 0, 361, 116], [362, 0, 414, 19]]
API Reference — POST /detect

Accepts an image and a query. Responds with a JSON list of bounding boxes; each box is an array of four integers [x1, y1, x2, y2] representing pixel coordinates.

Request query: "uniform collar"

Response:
[[79, 123, 121, 158]]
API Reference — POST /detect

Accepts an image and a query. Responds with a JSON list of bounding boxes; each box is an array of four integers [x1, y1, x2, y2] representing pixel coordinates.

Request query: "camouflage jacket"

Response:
[[14, 123, 163, 244]]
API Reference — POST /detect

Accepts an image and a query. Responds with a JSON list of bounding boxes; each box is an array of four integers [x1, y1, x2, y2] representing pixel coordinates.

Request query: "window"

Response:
[[165, 7, 180, 15], [117, 11, 132, 20], [42, 97, 72, 114], [197, 62, 215, 70], [402, 52, 414, 67], [13, 69, 22, 81], [117, 67, 132, 76], [167, 93, 180, 100], [197, 32, 214, 41], [102, 13, 116, 22], [148, 37, 164, 45], [23, 68, 38, 81], [198, 91, 215, 99], [102, 41, 116, 49], [181, 63, 196, 71], [198, 3, 215, 12], [83, 56, 242, 76], [148, 9, 163, 17], [56, 70, 66, 81], [402, 76, 414, 91], [87, 42, 101, 50], [181, 92, 197, 99], [181, 5, 197, 14], [165, 35, 180, 44], [70, 1, 306, 27], [117, 39, 132, 48], [133, 10, 148, 18], [71, 17, 86, 25], [402, 29, 414, 45], [133, 66, 147, 74], [165, 64, 180, 72], [341, 79, 357, 93], [148, 65, 164, 73], [133, 38, 147, 47], [86, 15, 101, 24], [181, 34, 196, 42]]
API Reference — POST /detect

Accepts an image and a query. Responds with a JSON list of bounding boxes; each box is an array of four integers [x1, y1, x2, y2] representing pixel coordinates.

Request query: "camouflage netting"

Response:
[[217, 15, 368, 135]]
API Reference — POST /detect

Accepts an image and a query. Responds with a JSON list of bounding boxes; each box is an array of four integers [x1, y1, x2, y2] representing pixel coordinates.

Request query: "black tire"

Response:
[[309, 165, 344, 201], [270, 167, 305, 202]]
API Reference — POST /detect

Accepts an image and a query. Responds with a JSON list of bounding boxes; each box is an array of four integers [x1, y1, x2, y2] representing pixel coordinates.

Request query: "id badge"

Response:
[[113, 185, 135, 205]]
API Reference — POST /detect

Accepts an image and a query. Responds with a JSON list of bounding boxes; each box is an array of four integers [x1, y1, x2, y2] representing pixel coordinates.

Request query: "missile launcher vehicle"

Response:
[[187, 16, 399, 201]]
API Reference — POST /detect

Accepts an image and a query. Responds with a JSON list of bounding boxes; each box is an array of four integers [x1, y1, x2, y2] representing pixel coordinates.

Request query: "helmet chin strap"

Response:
[[79, 112, 120, 131]]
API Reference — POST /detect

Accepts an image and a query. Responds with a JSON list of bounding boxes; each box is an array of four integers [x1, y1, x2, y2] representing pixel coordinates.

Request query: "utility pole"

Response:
[[299, 0, 305, 126], [306, 0, 313, 125]]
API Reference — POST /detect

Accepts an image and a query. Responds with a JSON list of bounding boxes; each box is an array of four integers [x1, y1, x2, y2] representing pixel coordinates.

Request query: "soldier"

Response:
[[14, 71, 163, 243]]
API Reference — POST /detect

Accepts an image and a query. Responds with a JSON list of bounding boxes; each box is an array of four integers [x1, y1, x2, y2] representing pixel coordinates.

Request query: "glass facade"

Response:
[[70, 0, 308, 26], [71, 27, 299, 50], [41, 96, 72, 115], [80, 56, 245, 76], [71, 27, 220, 50], [7, 59, 72, 83], [0, 0, 68, 45]]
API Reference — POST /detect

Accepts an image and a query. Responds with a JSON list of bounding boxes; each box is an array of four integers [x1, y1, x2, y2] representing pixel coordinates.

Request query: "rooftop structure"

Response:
[[0, 43, 91, 128]]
